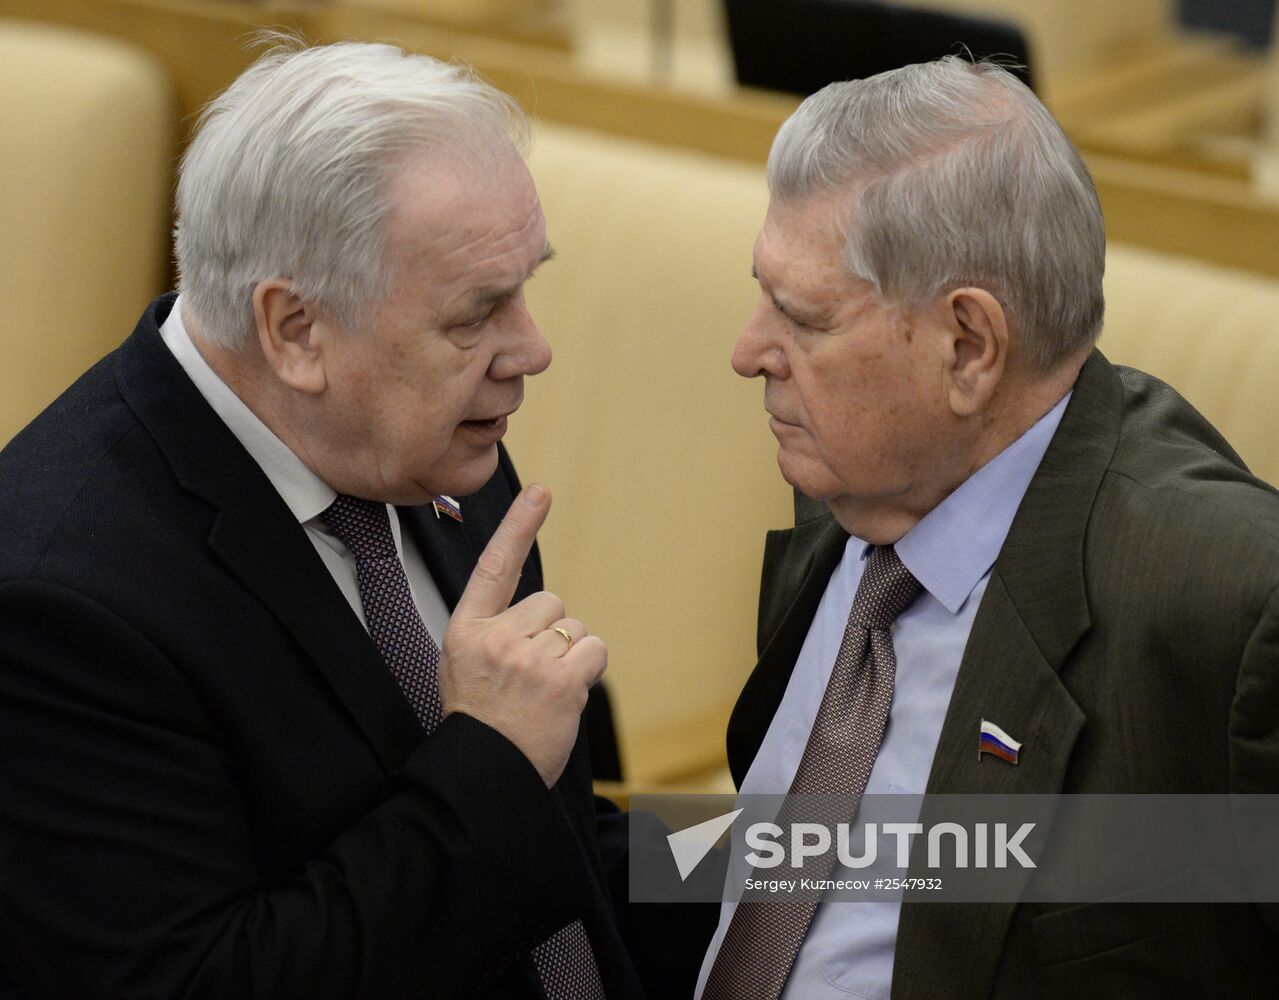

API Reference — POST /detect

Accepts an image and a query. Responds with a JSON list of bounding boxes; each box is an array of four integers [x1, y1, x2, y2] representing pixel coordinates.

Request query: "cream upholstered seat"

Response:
[[0, 20, 171, 445], [515, 121, 1279, 785], [1101, 243, 1279, 486], [515, 123, 793, 779]]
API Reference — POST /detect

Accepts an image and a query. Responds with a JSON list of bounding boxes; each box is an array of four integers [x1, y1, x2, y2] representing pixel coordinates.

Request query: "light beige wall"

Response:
[[887, 0, 1174, 93], [1255, 7, 1279, 195], [569, 0, 1177, 98], [568, 0, 735, 92], [332, 0, 549, 28]]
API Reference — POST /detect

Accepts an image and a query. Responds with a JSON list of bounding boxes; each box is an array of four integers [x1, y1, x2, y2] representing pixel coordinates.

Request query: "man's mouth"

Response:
[[458, 413, 511, 442]]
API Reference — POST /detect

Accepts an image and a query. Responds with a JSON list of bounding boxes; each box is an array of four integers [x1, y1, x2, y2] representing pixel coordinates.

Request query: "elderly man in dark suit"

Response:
[[697, 57, 1279, 999], [0, 39, 643, 999]]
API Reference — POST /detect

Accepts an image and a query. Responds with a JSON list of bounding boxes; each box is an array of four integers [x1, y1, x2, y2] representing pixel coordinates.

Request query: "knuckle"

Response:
[[518, 590, 548, 611], [474, 548, 511, 585], [535, 590, 564, 617]]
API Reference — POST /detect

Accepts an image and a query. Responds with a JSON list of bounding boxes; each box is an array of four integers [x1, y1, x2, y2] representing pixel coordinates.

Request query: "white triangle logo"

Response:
[[666, 809, 744, 881]]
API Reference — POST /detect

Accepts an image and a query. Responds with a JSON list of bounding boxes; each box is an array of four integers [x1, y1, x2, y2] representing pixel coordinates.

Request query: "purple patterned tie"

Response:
[[322, 494, 443, 729], [703, 544, 923, 1000], [321, 495, 607, 1000]]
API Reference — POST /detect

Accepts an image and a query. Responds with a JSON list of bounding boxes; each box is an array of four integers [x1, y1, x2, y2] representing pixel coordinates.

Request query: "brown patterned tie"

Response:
[[322, 495, 607, 1000], [703, 544, 922, 1000]]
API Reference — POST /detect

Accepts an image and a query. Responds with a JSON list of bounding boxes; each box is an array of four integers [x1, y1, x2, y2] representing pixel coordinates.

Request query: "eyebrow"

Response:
[[464, 242, 557, 311], [751, 263, 828, 326]]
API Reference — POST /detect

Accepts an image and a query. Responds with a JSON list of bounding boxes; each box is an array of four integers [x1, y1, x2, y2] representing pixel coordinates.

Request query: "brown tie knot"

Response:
[[849, 544, 923, 630]]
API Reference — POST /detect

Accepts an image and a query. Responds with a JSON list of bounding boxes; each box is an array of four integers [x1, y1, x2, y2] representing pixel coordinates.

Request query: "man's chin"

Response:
[[776, 451, 827, 499], [430, 448, 502, 500]]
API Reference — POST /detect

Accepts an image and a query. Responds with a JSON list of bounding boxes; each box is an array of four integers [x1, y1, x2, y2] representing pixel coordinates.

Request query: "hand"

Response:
[[439, 485, 607, 787]]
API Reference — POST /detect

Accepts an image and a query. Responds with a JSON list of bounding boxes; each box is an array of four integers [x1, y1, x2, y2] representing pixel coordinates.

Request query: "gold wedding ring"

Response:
[[550, 626, 574, 652]]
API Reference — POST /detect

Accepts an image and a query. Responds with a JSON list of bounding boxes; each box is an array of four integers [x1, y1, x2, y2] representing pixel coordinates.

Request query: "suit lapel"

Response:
[[398, 503, 477, 611], [209, 474, 425, 769], [891, 572, 1086, 999], [893, 351, 1125, 999], [726, 513, 847, 786], [115, 299, 422, 771]]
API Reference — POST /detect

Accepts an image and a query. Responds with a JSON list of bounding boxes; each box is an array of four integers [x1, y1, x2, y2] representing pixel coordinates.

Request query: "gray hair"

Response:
[[175, 36, 529, 349], [767, 57, 1105, 373]]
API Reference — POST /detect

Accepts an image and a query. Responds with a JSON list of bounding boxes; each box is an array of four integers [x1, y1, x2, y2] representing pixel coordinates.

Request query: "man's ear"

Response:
[[938, 287, 1007, 418], [251, 279, 328, 395]]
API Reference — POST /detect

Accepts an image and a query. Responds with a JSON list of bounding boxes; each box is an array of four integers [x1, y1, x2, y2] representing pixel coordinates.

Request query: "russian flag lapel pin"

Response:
[[432, 495, 463, 523], [979, 719, 1021, 765]]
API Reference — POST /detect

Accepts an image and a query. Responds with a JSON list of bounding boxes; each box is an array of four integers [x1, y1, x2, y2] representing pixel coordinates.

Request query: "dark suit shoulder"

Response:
[[1070, 366, 1279, 730], [1102, 364, 1279, 560], [0, 348, 159, 582]]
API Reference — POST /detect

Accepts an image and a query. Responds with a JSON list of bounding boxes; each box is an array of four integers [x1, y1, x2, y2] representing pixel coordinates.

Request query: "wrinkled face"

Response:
[[319, 146, 552, 503], [732, 194, 957, 528]]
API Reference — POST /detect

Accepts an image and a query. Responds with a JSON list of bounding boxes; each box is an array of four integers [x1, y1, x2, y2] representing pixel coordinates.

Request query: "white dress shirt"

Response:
[[159, 296, 451, 643]]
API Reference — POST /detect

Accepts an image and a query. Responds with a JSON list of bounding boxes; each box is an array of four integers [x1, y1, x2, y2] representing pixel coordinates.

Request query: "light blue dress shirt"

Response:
[[695, 391, 1071, 1000]]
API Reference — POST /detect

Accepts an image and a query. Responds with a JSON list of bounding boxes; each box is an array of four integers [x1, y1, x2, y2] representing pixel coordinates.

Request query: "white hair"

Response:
[[174, 36, 529, 349], [768, 57, 1105, 373]]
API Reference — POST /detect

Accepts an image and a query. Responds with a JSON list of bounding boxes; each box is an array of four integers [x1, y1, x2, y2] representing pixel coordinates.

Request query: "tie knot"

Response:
[[320, 494, 397, 562], [850, 545, 923, 629]]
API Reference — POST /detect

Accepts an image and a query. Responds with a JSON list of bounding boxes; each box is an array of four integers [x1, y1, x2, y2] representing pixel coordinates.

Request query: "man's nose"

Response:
[[492, 300, 552, 380], [732, 300, 785, 379]]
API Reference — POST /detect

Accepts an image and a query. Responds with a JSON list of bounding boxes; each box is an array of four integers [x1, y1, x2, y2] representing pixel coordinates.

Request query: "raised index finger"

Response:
[[453, 485, 551, 621]]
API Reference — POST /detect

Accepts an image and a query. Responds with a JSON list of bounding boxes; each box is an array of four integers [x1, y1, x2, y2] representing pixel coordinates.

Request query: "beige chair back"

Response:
[[513, 122, 792, 770], [0, 21, 171, 445], [1102, 243, 1279, 487]]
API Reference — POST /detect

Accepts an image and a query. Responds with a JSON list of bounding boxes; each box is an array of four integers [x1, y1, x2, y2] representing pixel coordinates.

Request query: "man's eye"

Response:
[[768, 296, 810, 331], [779, 307, 812, 331], [453, 310, 492, 331]]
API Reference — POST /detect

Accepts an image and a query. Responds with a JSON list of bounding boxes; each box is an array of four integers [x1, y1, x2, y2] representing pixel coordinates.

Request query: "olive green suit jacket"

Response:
[[726, 352, 1279, 999]]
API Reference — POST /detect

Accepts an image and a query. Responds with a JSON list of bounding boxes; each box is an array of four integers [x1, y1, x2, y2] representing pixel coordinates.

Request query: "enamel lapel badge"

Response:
[[979, 719, 1021, 764], [431, 495, 463, 523]]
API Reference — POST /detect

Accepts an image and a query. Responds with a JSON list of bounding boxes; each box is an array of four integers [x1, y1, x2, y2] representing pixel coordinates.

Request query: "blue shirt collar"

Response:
[[853, 390, 1072, 614]]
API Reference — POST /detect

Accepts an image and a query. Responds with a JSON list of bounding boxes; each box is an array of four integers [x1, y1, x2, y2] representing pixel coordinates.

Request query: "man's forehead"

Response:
[[387, 152, 541, 255], [390, 144, 531, 212], [756, 195, 852, 277], [757, 190, 849, 245]]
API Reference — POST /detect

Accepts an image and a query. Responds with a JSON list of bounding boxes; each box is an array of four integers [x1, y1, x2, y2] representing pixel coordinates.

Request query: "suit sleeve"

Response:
[[1230, 580, 1279, 938], [0, 579, 594, 999]]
